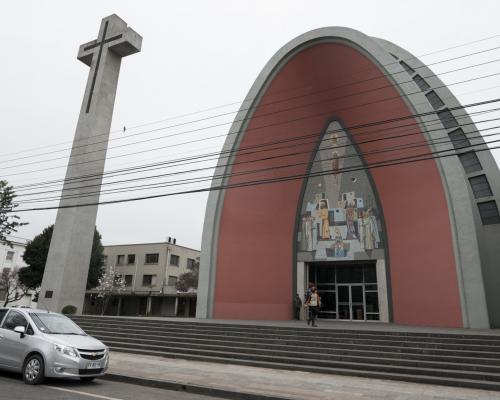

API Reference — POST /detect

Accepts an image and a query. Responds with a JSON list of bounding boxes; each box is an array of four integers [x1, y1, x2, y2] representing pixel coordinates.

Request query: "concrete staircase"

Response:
[[71, 315, 500, 391]]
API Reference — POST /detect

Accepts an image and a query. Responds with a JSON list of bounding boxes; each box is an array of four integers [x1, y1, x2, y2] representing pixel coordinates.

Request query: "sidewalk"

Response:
[[106, 351, 500, 400]]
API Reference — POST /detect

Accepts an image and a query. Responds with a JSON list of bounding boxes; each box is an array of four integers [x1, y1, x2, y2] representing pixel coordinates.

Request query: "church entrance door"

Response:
[[308, 262, 380, 321], [337, 284, 365, 320]]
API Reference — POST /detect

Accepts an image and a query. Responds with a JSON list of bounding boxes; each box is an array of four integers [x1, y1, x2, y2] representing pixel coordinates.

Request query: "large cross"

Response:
[[77, 15, 141, 113], [39, 15, 142, 313]]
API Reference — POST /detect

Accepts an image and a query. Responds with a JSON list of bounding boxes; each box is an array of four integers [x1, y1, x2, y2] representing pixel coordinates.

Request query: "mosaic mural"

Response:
[[297, 121, 384, 261]]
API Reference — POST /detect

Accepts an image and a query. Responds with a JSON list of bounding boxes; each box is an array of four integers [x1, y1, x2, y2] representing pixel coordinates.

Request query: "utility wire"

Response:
[[14, 109, 500, 202], [16, 130, 500, 205], [10, 101, 500, 197], [13, 112, 500, 198], [3, 69, 500, 179], [13, 141, 500, 213], [12, 82, 500, 191], [3, 37, 500, 162]]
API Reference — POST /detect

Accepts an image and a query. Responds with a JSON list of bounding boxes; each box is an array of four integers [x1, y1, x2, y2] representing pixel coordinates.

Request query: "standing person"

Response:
[[304, 282, 314, 324], [305, 286, 321, 327]]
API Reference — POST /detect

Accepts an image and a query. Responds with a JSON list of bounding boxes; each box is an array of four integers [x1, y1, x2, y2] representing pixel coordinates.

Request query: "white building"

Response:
[[84, 238, 200, 317], [0, 237, 37, 308]]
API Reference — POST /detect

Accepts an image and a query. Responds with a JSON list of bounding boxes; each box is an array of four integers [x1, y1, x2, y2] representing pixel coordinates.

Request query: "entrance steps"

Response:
[[71, 316, 500, 391]]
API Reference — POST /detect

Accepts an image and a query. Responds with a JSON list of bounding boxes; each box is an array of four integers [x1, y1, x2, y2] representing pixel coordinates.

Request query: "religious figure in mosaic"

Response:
[[358, 208, 380, 250], [318, 199, 330, 240]]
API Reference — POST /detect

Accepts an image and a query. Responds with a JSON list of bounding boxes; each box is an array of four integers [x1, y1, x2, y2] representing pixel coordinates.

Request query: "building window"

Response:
[[170, 254, 179, 266], [469, 175, 493, 199], [438, 109, 459, 129], [127, 254, 136, 265], [399, 60, 415, 74], [478, 201, 500, 225], [413, 75, 430, 92], [167, 276, 178, 286], [425, 90, 445, 110], [145, 253, 159, 264], [5, 251, 14, 262], [124, 275, 133, 286], [116, 255, 125, 265], [142, 274, 156, 286], [187, 258, 196, 269], [102, 255, 108, 266], [448, 128, 471, 150], [458, 152, 482, 174]]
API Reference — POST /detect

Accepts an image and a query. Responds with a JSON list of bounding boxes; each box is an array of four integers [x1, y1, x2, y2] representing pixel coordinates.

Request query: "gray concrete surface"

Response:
[[77, 314, 500, 335], [107, 351, 500, 400], [0, 370, 220, 400], [39, 14, 142, 313]]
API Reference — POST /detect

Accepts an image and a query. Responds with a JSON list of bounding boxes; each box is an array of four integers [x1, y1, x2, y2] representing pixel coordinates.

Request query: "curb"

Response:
[[102, 373, 294, 400]]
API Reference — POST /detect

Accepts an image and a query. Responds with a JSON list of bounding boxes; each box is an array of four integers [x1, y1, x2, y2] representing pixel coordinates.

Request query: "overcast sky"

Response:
[[3, 0, 500, 249]]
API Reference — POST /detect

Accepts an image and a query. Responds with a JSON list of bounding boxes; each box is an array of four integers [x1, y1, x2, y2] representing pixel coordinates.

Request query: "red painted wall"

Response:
[[213, 42, 463, 327]]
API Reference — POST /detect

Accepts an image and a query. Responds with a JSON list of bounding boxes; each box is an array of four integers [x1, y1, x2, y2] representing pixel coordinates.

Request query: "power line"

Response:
[[13, 108, 500, 203], [9, 100, 498, 197], [3, 68, 500, 179], [12, 82, 500, 190], [13, 113, 500, 199], [10, 100, 500, 195], [12, 141, 500, 213], [3, 37, 500, 163], [15, 130, 500, 205]]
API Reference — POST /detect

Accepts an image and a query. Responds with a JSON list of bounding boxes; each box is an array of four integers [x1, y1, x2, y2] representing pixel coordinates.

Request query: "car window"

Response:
[[0, 309, 7, 325], [1, 310, 28, 331], [30, 313, 85, 335]]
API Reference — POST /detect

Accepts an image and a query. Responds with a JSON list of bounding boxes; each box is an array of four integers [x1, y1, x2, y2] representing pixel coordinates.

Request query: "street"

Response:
[[0, 372, 222, 400]]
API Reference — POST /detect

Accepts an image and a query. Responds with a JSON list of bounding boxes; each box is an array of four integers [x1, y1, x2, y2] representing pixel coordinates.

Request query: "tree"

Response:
[[176, 258, 200, 292], [0, 267, 29, 307], [0, 180, 27, 247], [95, 265, 126, 315], [18, 225, 104, 290]]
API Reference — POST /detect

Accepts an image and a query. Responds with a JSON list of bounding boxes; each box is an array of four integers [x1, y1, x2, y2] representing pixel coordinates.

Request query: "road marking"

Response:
[[47, 386, 124, 400]]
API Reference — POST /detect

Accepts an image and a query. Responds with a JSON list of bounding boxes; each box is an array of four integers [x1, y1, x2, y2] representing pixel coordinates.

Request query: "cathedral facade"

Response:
[[197, 28, 500, 328]]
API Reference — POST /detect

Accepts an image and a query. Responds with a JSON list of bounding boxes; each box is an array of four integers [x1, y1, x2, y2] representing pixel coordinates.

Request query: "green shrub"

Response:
[[61, 305, 77, 315]]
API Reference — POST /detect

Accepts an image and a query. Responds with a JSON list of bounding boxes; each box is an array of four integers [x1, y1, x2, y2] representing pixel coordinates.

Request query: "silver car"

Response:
[[0, 307, 108, 384]]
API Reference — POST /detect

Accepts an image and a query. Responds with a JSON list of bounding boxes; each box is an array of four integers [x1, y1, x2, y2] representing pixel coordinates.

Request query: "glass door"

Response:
[[351, 284, 365, 321], [336, 284, 365, 321], [337, 284, 351, 319]]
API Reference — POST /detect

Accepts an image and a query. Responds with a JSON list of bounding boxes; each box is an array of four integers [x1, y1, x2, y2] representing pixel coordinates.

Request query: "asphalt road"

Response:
[[0, 371, 223, 400]]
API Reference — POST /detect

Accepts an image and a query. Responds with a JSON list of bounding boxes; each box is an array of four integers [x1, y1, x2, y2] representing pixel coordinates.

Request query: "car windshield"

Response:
[[30, 313, 86, 335]]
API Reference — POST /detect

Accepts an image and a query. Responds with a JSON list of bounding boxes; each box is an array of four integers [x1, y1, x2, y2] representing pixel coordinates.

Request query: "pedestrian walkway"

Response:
[[107, 351, 500, 400]]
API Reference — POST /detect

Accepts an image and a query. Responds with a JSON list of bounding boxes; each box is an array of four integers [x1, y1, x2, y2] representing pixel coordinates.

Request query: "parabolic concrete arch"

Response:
[[197, 27, 500, 328]]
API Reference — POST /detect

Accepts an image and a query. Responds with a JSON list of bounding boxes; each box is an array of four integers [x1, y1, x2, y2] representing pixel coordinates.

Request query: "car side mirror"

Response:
[[14, 326, 26, 338]]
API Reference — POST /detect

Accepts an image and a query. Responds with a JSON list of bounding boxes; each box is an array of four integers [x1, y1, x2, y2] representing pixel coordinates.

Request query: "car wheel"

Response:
[[80, 377, 96, 383], [23, 354, 45, 385]]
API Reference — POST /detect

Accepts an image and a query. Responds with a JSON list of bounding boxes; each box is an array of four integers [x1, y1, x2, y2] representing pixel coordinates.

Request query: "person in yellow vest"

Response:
[[304, 286, 321, 327]]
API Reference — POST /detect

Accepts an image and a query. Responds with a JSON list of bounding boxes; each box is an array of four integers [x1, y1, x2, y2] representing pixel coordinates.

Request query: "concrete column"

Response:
[[116, 296, 122, 316], [376, 260, 389, 323], [39, 15, 141, 313], [174, 297, 179, 317], [146, 295, 152, 316]]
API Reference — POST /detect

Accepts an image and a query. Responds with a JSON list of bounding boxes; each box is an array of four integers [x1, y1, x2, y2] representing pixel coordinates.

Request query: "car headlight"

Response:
[[54, 344, 79, 358]]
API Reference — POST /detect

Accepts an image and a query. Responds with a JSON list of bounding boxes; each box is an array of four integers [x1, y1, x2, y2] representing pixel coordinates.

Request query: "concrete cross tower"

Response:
[[39, 14, 142, 312]]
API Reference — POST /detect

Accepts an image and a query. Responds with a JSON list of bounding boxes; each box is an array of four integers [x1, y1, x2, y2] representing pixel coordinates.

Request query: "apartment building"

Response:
[[0, 237, 37, 308], [83, 239, 200, 317]]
